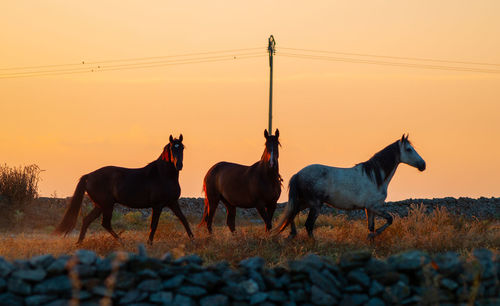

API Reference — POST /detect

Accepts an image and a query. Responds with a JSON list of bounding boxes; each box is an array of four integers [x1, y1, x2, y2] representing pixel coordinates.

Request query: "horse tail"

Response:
[[198, 175, 209, 227], [54, 174, 88, 235], [273, 173, 301, 235]]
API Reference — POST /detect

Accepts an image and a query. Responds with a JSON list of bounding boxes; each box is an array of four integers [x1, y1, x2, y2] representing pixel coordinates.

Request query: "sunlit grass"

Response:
[[0, 205, 497, 266]]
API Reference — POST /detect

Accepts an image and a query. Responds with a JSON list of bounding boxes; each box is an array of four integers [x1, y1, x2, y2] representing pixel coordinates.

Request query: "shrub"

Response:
[[0, 164, 41, 205]]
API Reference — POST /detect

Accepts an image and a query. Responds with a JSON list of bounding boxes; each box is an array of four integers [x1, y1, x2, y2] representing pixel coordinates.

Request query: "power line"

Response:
[[0, 47, 264, 72], [0, 54, 265, 79], [280, 47, 500, 67], [278, 52, 500, 74]]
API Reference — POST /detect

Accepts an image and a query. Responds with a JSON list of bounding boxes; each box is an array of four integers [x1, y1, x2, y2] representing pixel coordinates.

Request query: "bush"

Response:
[[0, 164, 41, 205]]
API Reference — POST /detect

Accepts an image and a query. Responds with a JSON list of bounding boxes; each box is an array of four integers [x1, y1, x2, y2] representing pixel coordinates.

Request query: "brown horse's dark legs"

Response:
[[101, 208, 122, 242], [265, 204, 277, 231], [225, 205, 236, 233], [289, 219, 297, 238], [205, 198, 219, 234], [148, 207, 163, 245], [366, 206, 393, 240], [77, 207, 102, 244], [256, 206, 270, 232], [170, 202, 194, 238]]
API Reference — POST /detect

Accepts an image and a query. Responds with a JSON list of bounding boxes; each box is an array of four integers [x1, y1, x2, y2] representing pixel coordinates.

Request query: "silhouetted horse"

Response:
[[200, 129, 282, 233], [274, 134, 426, 240], [55, 135, 193, 244]]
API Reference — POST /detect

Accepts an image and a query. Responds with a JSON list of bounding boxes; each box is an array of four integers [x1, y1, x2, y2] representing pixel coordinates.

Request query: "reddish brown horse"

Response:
[[199, 129, 282, 233], [54, 135, 193, 245]]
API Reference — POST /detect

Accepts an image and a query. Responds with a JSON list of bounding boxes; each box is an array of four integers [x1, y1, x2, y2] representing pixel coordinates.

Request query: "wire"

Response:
[[278, 52, 500, 74], [0, 54, 265, 79], [280, 47, 500, 67], [0, 47, 264, 71]]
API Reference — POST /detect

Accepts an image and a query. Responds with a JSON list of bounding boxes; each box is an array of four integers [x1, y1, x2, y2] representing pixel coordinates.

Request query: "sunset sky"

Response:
[[1, 1, 499, 201]]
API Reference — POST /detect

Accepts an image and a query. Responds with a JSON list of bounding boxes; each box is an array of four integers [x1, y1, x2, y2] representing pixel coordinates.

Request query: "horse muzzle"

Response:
[[418, 161, 426, 172], [175, 161, 183, 171]]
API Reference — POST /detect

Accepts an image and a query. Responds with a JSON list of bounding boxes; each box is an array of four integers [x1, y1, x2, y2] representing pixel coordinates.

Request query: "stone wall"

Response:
[[0, 248, 498, 305]]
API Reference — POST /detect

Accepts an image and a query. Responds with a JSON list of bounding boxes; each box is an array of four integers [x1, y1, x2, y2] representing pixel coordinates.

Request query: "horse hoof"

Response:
[[147, 240, 153, 246], [367, 233, 377, 241]]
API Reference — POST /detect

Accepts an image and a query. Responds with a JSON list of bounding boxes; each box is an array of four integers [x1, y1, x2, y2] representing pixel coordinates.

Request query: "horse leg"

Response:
[[169, 201, 194, 238], [224, 204, 236, 233], [305, 202, 321, 239], [77, 207, 102, 244], [148, 207, 163, 245], [365, 208, 375, 240], [256, 205, 270, 232], [100, 206, 122, 243], [265, 203, 277, 231], [366, 205, 393, 239]]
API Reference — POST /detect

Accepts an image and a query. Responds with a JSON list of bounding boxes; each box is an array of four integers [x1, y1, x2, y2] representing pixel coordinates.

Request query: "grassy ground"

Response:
[[0, 204, 498, 266]]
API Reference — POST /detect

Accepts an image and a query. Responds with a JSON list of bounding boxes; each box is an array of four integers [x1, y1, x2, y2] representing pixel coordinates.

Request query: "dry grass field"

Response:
[[0, 204, 498, 266]]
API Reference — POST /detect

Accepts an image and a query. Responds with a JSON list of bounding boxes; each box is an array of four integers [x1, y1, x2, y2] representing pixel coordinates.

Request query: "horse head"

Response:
[[399, 134, 426, 171], [161, 134, 184, 171], [263, 129, 280, 169]]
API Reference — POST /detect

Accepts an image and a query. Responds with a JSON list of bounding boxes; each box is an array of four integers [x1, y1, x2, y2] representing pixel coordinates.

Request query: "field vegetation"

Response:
[[0, 163, 498, 266]]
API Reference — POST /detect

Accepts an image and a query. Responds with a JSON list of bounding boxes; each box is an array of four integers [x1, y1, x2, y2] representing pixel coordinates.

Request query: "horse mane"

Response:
[[358, 140, 401, 187]]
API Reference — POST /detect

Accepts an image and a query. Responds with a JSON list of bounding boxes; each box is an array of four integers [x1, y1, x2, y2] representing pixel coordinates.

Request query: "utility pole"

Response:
[[268, 35, 276, 135]]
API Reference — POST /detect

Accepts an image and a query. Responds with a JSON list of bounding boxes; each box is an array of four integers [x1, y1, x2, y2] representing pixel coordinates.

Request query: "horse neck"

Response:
[[365, 141, 401, 187], [155, 154, 179, 179], [258, 147, 281, 181]]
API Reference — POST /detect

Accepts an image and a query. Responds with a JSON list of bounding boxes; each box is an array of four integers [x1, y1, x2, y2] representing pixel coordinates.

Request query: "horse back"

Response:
[[86, 163, 180, 208]]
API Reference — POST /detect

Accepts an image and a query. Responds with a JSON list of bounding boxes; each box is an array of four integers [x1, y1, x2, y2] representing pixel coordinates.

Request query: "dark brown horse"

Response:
[[54, 135, 193, 245], [199, 129, 282, 233]]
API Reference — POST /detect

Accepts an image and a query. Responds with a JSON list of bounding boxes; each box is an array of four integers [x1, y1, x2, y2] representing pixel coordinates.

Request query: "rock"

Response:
[[390, 250, 429, 271], [0, 257, 14, 278], [174, 254, 203, 266], [162, 275, 185, 289], [29, 254, 55, 269], [383, 281, 410, 304], [0, 278, 5, 291], [369, 280, 385, 296], [115, 271, 138, 290], [301, 253, 325, 270], [76, 249, 98, 265], [441, 278, 459, 291], [161, 252, 174, 263], [366, 297, 386, 306], [137, 279, 163, 292], [25, 294, 57, 306], [239, 257, 265, 271], [119, 290, 148, 304], [46, 258, 69, 275], [250, 292, 268, 304], [345, 284, 364, 293], [0, 292, 24, 305], [349, 294, 370, 306], [311, 285, 337, 305], [200, 294, 229, 306], [177, 285, 207, 297], [267, 290, 288, 302], [12, 268, 47, 282], [137, 269, 158, 279], [33, 275, 72, 295], [187, 271, 221, 289], [173, 294, 195, 306], [74, 264, 97, 278], [137, 243, 147, 257], [240, 279, 259, 295], [7, 277, 32, 295], [309, 269, 341, 297], [347, 268, 371, 288], [288, 288, 307, 302], [150, 291, 173, 304]]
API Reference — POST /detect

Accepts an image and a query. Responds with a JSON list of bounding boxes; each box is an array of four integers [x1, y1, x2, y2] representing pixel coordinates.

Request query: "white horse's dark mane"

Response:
[[358, 140, 402, 187]]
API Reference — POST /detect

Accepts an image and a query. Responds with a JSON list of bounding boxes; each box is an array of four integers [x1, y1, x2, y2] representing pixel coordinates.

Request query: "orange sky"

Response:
[[1, 1, 499, 201]]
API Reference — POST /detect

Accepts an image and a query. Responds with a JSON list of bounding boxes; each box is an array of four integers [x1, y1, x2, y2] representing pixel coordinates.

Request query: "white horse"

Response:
[[274, 134, 426, 239]]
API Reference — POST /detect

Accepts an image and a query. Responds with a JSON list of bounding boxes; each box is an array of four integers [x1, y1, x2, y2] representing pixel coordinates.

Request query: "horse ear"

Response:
[[264, 129, 269, 138], [401, 134, 405, 142], [169, 135, 174, 143], [179, 134, 183, 142], [275, 129, 279, 138]]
